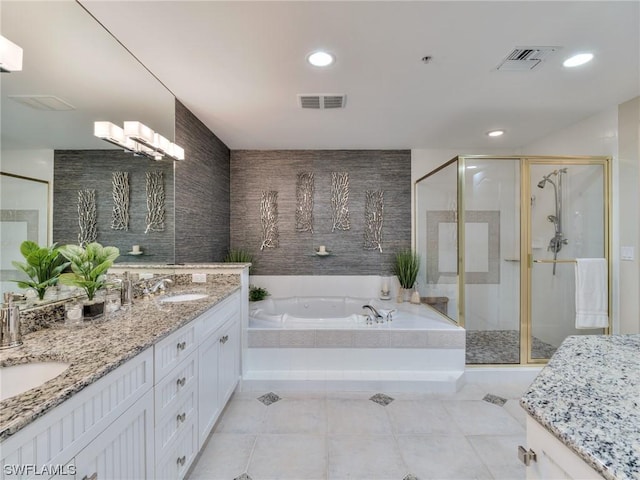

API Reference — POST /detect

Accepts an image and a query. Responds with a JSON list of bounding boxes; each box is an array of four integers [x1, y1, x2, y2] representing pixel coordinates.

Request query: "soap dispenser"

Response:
[[1, 292, 22, 349], [121, 271, 133, 307]]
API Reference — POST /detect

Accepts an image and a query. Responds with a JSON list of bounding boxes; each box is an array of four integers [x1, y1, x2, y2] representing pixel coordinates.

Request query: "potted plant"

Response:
[[58, 242, 120, 320], [392, 249, 420, 303], [249, 284, 269, 302], [11, 241, 70, 300]]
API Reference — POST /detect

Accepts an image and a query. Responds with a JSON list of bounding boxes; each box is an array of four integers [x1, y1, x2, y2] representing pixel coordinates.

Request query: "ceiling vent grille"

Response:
[[298, 94, 346, 109], [8, 94, 76, 111], [496, 46, 560, 71]]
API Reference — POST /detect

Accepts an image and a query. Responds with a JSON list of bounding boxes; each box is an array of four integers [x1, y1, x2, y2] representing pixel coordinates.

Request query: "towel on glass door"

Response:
[[574, 258, 608, 329]]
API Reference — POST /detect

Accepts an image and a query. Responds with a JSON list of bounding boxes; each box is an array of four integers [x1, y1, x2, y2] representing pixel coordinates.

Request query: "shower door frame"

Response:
[[520, 156, 611, 365], [416, 155, 612, 366]]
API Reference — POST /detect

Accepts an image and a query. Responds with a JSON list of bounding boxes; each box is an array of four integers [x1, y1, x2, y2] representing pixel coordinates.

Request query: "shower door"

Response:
[[525, 159, 610, 363]]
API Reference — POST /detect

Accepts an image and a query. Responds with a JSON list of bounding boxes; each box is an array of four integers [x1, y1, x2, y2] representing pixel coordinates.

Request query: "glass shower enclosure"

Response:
[[415, 156, 610, 365]]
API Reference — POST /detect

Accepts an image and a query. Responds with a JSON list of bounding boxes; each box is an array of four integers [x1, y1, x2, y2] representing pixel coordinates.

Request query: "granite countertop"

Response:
[[0, 276, 241, 442], [520, 334, 640, 480]]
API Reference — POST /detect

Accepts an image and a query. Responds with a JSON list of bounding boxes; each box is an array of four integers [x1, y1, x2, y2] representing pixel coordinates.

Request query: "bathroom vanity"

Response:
[[0, 274, 244, 480], [520, 334, 640, 480]]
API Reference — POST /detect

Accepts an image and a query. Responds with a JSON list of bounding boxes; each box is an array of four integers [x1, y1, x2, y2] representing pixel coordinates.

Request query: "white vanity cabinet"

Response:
[[74, 388, 155, 480], [524, 415, 602, 480], [196, 292, 241, 446], [0, 349, 154, 480]]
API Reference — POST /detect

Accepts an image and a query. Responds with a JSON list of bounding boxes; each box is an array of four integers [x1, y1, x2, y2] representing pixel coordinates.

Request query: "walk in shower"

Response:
[[415, 156, 610, 365]]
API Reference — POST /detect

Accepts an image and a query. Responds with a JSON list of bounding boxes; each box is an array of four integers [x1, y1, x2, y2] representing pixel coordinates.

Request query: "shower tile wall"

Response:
[[230, 150, 411, 276]]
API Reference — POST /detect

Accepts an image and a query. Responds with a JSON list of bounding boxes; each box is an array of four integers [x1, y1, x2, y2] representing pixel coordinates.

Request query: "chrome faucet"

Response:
[[362, 305, 384, 324], [145, 278, 173, 295]]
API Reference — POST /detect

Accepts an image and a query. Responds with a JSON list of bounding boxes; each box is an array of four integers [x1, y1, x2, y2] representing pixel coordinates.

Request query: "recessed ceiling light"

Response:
[[563, 53, 594, 68], [487, 130, 505, 137], [307, 51, 334, 67]]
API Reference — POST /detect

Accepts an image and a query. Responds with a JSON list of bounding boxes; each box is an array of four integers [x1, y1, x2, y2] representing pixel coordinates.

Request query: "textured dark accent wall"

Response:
[[174, 100, 231, 263], [53, 150, 175, 263], [230, 150, 411, 275]]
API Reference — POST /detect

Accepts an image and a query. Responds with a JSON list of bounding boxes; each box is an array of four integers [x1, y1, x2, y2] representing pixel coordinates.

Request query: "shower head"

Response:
[[537, 179, 547, 189]]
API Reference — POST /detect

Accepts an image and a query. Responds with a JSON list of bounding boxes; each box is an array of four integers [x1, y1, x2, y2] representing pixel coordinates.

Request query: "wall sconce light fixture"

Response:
[[0, 35, 23, 73], [94, 121, 185, 161]]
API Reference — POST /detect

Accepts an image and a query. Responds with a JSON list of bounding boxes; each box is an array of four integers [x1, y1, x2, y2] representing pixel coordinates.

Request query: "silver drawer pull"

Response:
[[82, 473, 98, 480], [177, 455, 186, 466], [176, 377, 186, 387], [177, 341, 186, 351], [177, 412, 186, 423], [518, 446, 537, 466]]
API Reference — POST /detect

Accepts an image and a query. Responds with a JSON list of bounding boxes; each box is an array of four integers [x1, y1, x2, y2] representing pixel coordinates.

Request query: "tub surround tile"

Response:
[[0, 275, 241, 441], [389, 331, 427, 348], [279, 330, 316, 348], [353, 331, 389, 348], [520, 334, 640, 480], [315, 330, 353, 348]]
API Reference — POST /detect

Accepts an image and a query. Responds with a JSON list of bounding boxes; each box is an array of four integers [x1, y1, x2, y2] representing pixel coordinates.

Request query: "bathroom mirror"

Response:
[[0, 1, 176, 300]]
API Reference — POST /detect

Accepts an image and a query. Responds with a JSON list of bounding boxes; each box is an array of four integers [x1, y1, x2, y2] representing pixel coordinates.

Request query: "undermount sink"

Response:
[[160, 293, 209, 303], [0, 362, 70, 401]]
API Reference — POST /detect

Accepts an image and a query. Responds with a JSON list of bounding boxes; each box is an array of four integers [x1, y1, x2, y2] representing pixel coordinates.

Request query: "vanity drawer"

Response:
[[154, 322, 197, 383], [155, 415, 198, 480], [196, 291, 240, 342], [154, 350, 197, 419], [155, 384, 197, 460]]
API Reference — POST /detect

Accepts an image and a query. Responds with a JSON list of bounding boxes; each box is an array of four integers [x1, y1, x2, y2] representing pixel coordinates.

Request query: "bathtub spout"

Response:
[[362, 305, 384, 323]]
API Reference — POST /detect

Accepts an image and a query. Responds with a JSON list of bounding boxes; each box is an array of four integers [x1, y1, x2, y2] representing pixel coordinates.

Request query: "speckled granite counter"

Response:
[[0, 275, 241, 441], [520, 334, 640, 480]]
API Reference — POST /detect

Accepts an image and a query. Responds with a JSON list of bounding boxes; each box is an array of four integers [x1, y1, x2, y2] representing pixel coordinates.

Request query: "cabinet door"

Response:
[[75, 389, 154, 480], [197, 330, 221, 445], [218, 316, 240, 407], [155, 416, 198, 480]]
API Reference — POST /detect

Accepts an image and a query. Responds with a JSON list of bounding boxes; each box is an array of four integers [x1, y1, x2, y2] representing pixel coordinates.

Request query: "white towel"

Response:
[[575, 258, 608, 329]]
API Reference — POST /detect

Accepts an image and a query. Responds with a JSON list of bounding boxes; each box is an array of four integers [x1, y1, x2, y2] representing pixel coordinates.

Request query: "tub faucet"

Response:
[[362, 305, 384, 324], [146, 278, 173, 295]]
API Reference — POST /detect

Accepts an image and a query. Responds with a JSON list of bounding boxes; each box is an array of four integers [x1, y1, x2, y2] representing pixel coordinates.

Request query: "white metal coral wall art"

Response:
[[77, 189, 97, 247], [145, 170, 165, 234], [331, 172, 350, 231], [260, 191, 279, 250], [295, 172, 314, 233], [364, 190, 384, 252], [111, 171, 129, 231]]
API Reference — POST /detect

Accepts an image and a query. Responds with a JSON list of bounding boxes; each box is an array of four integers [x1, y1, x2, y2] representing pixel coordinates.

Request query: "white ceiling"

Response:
[[30, 1, 640, 151], [80, 0, 640, 151]]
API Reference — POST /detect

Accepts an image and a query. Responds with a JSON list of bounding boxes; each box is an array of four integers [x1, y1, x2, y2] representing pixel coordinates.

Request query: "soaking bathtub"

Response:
[[244, 296, 466, 392]]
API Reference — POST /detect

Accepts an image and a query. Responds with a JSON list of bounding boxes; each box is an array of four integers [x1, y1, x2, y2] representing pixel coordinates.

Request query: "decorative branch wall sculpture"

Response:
[[331, 172, 351, 231], [260, 191, 279, 250], [295, 172, 314, 233], [364, 190, 384, 252], [111, 171, 129, 231], [145, 170, 165, 234], [77, 189, 97, 247]]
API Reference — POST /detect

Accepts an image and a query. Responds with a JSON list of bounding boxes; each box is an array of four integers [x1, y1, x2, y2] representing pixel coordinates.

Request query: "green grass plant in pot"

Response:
[[58, 242, 120, 320], [11, 241, 70, 301], [392, 249, 420, 303]]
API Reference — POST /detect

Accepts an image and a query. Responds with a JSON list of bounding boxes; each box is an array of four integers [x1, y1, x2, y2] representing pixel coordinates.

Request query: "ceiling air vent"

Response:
[[298, 94, 346, 109], [496, 46, 560, 71], [8, 94, 76, 111]]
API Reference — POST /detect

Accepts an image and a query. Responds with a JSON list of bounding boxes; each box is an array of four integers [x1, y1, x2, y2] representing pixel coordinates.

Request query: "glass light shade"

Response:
[[94, 121, 127, 147], [168, 143, 185, 161], [154, 133, 172, 153], [124, 121, 155, 146], [0, 35, 23, 72]]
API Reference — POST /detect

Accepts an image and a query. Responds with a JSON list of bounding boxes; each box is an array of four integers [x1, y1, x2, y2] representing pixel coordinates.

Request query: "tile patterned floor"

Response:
[[187, 380, 530, 480]]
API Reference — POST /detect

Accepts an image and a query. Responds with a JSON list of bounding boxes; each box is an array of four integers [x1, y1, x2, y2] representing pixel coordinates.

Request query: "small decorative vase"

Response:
[[410, 284, 421, 304], [396, 287, 405, 303], [83, 298, 105, 320]]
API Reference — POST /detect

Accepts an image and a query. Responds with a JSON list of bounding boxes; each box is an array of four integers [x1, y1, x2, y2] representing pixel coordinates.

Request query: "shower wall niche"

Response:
[[415, 156, 610, 365]]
